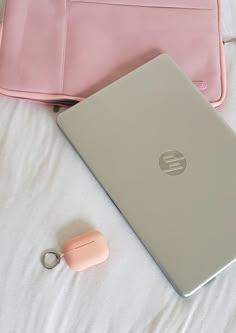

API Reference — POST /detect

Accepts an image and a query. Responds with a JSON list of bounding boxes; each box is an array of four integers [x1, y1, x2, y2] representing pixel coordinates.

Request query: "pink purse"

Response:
[[0, 0, 225, 107]]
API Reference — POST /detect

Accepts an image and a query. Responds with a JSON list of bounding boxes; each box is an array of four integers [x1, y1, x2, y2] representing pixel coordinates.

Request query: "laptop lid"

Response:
[[57, 55, 236, 297]]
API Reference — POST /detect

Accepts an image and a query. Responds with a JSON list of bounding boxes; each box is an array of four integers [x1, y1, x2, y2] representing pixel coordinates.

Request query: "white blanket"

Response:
[[0, 1, 236, 332]]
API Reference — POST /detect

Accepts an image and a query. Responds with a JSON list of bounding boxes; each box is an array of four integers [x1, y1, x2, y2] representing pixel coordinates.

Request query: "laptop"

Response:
[[57, 55, 236, 297]]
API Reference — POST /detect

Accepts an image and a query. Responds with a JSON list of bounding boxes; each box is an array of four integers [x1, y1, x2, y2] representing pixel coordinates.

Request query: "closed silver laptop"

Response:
[[57, 55, 236, 297]]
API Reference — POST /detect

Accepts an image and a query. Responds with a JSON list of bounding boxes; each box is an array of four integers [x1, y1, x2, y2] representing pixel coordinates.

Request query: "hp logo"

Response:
[[159, 151, 187, 176]]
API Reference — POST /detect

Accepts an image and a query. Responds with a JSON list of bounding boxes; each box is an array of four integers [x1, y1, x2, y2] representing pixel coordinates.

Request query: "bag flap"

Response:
[[71, 0, 216, 10]]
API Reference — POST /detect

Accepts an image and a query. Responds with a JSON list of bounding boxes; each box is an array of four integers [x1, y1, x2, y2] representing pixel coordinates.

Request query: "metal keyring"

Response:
[[41, 250, 61, 269]]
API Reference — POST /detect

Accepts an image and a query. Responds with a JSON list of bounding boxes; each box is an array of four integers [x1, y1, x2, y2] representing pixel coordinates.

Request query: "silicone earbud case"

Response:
[[62, 230, 109, 272]]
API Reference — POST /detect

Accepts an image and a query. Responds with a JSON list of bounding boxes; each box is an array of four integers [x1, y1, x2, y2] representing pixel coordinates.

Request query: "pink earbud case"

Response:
[[62, 230, 109, 272]]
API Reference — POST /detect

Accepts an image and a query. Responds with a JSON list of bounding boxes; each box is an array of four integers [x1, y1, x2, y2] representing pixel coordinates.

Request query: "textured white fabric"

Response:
[[0, 2, 236, 332]]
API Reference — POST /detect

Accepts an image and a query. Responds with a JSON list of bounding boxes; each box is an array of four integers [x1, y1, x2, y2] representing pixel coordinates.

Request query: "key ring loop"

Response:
[[41, 250, 61, 269]]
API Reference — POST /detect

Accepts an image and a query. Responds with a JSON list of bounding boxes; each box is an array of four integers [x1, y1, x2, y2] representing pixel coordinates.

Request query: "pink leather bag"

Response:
[[0, 0, 225, 107]]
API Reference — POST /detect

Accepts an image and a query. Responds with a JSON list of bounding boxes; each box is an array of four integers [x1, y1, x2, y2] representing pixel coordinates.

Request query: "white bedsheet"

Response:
[[0, 2, 236, 332]]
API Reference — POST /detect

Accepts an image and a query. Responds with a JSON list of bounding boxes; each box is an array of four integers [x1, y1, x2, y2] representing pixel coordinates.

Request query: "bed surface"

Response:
[[0, 1, 236, 332]]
